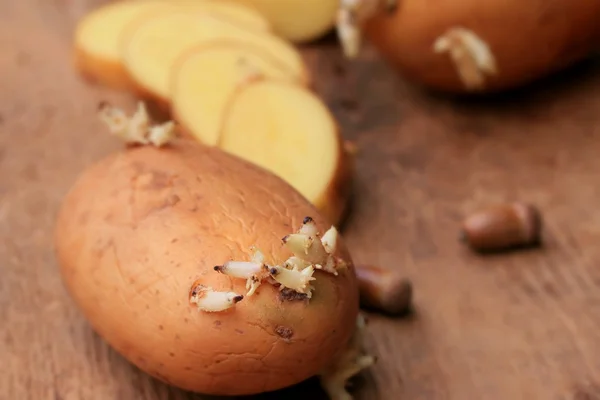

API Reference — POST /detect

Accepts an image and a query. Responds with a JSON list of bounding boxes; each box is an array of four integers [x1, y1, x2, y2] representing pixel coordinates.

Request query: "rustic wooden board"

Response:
[[3, 1, 600, 399]]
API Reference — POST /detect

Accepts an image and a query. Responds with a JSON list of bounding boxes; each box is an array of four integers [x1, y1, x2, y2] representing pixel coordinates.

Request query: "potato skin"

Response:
[[364, 0, 600, 93], [54, 139, 359, 395]]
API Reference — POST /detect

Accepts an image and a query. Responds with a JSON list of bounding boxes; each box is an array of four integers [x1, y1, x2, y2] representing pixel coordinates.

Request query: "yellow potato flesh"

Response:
[[168, 0, 270, 31], [74, 0, 268, 89], [122, 11, 306, 101], [229, 0, 338, 42], [172, 44, 300, 145], [219, 81, 339, 206], [74, 1, 159, 88]]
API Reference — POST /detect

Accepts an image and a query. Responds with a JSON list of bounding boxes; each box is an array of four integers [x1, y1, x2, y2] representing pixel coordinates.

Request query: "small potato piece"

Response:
[[73, 0, 269, 90], [227, 0, 339, 43], [122, 10, 308, 104], [355, 265, 412, 316], [461, 202, 542, 252], [218, 80, 353, 226], [342, 0, 600, 93], [54, 139, 359, 396], [172, 42, 301, 146]]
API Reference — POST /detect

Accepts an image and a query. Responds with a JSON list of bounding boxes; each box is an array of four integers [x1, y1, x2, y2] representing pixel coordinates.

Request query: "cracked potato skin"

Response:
[[54, 139, 359, 395], [364, 0, 600, 93]]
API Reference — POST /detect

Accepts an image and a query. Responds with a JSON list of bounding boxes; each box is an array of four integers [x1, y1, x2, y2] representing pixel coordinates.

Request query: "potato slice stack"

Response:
[[73, 0, 352, 226]]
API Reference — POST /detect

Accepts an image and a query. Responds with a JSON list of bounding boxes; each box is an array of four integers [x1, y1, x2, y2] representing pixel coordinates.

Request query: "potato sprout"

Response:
[[321, 226, 338, 255], [269, 265, 316, 297], [320, 314, 376, 400], [98, 101, 176, 146], [283, 222, 342, 276], [283, 256, 312, 271], [201, 216, 345, 310], [336, 0, 397, 58], [433, 27, 498, 90], [214, 247, 271, 296], [299, 216, 319, 236], [282, 234, 327, 262], [189, 284, 244, 312]]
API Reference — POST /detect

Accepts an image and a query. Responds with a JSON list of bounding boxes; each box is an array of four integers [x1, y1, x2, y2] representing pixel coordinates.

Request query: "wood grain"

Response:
[[3, 0, 600, 399]]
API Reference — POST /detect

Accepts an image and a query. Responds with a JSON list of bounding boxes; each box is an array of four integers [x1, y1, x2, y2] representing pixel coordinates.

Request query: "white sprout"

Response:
[[282, 218, 342, 275], [250, 246, 265, 263], [189, 284, 244, 313], [283, 256, 312, 271], [336, 0, 396, 58], [268, 265, 316, 295], [214, 248, 270, 296], [299, 216, 320, 236], [205, 216, 344, 302], [319, 314, 376, 399], [283, 233, 329, 262], [433, 27, 498, 91], [98, 101, 175, 146], [147, 120, 176, 146], [321, 226, 339, 254], [214, 261, 263, 279]]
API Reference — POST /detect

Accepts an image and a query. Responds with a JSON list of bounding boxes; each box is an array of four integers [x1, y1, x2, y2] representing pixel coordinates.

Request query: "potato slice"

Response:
[[218, 80, 352, 225], [73, 0, 269, 89], [230, 0, 339, 43], [122, 10, 308, 104], [169, 0, 270, 32], [74, 1, 160, 90], [172, 43, 301, 145]]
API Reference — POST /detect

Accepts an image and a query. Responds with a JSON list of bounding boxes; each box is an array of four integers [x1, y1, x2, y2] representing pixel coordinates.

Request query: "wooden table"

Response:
[[4, 1, 600, 399]]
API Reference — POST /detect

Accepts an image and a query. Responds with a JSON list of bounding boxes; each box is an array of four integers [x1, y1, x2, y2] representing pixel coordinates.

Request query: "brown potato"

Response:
[[54, 139, 360, 396], [339, 0, 600, 93]]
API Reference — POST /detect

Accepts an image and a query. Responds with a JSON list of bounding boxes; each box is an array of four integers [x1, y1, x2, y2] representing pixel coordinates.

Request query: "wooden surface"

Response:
[[4, 1, 600, 399]]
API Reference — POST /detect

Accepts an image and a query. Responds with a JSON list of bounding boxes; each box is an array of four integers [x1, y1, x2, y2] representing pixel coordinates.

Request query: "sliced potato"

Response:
[[74, 1, 161, 90], [169, 0, 270, 31], [172, 42, 302, 145], [228, 0, 339, 43], [73, 0, 269, 90], [218, 80, 352, 225], [122, 10, 308, 104]]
